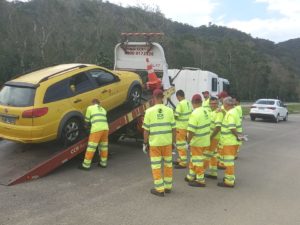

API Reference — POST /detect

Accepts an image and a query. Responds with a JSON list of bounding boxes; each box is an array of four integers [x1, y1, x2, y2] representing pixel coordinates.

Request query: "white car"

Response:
[[250, 99, 288, 123]]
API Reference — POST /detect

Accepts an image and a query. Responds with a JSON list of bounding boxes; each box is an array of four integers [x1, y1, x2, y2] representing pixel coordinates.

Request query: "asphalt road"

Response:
[[0, 115, 300, 225]]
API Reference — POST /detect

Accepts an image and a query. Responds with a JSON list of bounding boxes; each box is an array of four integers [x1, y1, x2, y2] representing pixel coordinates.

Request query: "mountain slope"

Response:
[[0, 0, 299, 101]]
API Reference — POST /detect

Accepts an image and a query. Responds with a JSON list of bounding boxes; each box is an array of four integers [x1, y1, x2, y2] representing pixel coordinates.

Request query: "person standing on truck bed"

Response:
[[173, 90, 193, 169], [79, 99, 109, 170], [142, 89, 176, 197]]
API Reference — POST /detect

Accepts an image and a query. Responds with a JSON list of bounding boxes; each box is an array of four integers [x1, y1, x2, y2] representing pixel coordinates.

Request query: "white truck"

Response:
[[168, 67, 230, 105]]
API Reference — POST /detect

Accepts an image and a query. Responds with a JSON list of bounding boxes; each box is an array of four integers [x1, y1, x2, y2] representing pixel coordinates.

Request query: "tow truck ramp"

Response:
[[0, 87, 174, 186]]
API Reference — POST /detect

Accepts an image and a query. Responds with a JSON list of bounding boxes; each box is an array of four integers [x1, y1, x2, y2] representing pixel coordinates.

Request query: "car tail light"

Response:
[[22, 107, 48, 118], [267, 107, 276, 110], [250, 106, 256, 108]]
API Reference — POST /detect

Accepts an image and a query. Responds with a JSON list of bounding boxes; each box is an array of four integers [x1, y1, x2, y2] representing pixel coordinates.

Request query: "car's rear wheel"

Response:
[[283, 113, 288, 121], [60, 118, 83, 146], [128, 86, 142, 108], [250, 115, 256, 121]]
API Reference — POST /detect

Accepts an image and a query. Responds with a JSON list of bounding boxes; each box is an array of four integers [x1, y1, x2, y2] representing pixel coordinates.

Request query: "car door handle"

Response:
[[73, 99, 82, 103], [101, 90, 108, 94]]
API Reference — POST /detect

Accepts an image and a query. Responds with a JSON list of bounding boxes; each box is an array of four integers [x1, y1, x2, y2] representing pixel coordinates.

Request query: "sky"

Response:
[[107, 0, 300, 43]]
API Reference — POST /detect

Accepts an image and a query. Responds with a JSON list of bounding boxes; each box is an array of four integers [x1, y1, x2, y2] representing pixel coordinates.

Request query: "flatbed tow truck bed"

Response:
[[0, 87, 174, 186]]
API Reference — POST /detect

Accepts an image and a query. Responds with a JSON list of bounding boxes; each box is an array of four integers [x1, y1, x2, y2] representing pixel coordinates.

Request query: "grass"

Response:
[[241, 103, 300, 116]]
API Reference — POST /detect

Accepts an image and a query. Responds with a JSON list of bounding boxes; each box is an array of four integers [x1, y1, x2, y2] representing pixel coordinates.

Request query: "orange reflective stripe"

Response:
[[84, 151, 94, 160], [191, 146, 206, 156], [100, 151, 108, 158], [161, 145, 172, 157], [164, 167, 172, 177], [150, 147, 161, 157], [226, 166, 235, 175], [152, 168, 162, 180], [223, 145, 238, 155]]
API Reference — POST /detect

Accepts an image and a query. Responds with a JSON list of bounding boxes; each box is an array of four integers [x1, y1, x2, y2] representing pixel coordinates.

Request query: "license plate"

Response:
[[258, 107, 264, 110], [2, 116, 16, 124]]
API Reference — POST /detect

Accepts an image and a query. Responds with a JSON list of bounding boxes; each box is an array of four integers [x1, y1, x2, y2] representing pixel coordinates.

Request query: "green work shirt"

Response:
[[85, 104, 109, 133], [187, 107, 211, 147], [202, 98, 211, 113], [174, 99, 192, 129], [210, 109, 224, 140], [220, 108, 239, 146], [143, 104, 176, 147]]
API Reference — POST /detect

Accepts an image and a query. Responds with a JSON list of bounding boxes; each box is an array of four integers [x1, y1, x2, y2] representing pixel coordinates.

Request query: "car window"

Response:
[[44, 79, 73, 103], [88, 69, 117, 87], [256, 100, 275, 105], [276, 101, 281, 107], [70, 72, 94, 94], [0, 85, 35, 107]]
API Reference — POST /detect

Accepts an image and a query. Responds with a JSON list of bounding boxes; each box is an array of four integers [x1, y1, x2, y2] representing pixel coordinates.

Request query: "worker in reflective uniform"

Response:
[[202, 91, 211, 113], [204, 96, 224, 179], [79, 99, 109, 170], [218, 97, 241, 187], [174, 90, 193, 169], [143, 89, 176, 197], [216, 91, 229, 170], [185, 94, 211, 187], [233, 96, 243, 159]]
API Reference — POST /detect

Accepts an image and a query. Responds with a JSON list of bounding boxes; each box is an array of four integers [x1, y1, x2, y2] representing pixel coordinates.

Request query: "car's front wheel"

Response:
[[283, 113, 288, 121], [128, 86, 142, 108], [60, 118, 83, 146], [274, 114, 280, 123], [250, 115, 256, 121]]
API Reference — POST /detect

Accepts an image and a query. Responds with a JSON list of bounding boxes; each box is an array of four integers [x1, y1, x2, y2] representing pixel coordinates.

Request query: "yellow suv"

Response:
[[0, 64, 143, 144]]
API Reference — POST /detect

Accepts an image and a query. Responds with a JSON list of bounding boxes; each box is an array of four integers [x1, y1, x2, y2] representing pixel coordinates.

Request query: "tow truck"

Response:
[[0, 33, 175, 186]]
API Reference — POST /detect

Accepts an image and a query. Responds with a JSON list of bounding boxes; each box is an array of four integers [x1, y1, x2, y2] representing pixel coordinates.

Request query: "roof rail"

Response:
[[38, 65, 87, 83]]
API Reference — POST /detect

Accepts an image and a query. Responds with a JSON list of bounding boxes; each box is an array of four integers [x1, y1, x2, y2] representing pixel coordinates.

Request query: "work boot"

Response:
[[174, 164, 186, 169], [164, 189, 172, 194], [78, 165, 90, 171], [150, 188, 164, 197], [184, 177, 190, 182], [217, 165, 226, 170], [173, 161, 179, 165], [234, 156, 238, 160], [205, 174, 218, 179], [217, 182, 234, 188], [188, 180, 206, 187], [98, 162, 107, 168]]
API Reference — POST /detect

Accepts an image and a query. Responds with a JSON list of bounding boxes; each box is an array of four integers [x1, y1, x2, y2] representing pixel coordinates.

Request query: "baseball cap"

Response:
[[192, 94, 202, 102], [153, 89, 164, 98], [202, 91, 209, 94]]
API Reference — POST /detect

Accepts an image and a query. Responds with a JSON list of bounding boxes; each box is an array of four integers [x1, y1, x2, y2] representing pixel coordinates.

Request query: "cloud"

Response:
[[108, 0, 219, 26], [221, 0, 300, 42]]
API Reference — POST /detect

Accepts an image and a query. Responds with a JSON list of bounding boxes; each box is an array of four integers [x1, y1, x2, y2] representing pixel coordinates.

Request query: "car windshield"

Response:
[[255, 100, 275, 105], [0, 85, 35, 107]]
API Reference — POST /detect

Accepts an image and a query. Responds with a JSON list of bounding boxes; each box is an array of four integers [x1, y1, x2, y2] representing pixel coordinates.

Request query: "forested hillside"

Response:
[[1, 0, 299, 101]]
